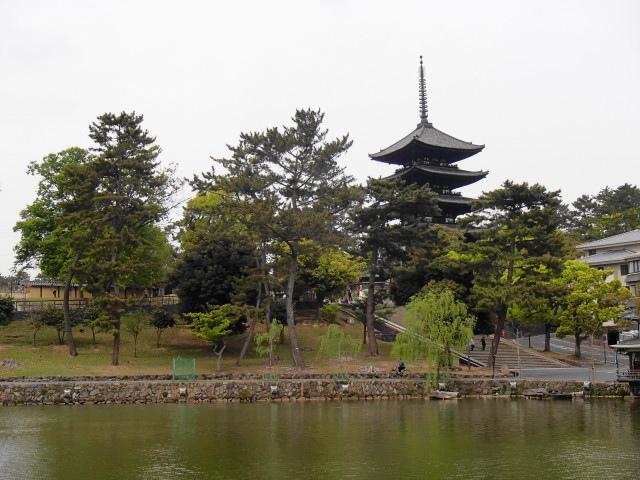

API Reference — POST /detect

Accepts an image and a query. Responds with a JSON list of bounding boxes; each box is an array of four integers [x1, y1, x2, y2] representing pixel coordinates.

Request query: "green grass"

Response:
[[0, 316, 400, 377]]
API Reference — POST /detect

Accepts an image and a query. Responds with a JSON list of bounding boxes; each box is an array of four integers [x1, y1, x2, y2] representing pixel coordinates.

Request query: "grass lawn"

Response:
[[0, 316, 405, 377]]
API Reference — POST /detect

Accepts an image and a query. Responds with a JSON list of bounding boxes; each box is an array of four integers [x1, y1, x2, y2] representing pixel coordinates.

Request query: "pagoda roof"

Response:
[[388, 164, 488, 189], [370, 121, 484, 165], [438, 194, 474, 206]]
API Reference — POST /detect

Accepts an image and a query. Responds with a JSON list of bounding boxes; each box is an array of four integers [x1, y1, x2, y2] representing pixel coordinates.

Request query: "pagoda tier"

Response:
[[386, 164, 488, 191], [368, 56, 488, 224], [370, 120, 484, 165]]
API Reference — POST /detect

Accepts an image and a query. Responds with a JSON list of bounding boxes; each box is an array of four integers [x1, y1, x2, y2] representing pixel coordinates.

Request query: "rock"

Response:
[[523, 388, 549, 397]]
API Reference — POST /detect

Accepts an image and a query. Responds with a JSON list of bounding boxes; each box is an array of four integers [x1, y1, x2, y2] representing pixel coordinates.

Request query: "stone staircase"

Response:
[[468, 339, 568, 369]]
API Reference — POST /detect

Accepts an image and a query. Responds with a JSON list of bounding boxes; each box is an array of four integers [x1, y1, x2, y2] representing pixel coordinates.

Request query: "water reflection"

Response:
[[0, 399, 638, 479]]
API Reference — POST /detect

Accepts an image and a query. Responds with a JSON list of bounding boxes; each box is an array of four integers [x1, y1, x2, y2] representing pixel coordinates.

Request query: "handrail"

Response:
[[374, 315, 485, 368]]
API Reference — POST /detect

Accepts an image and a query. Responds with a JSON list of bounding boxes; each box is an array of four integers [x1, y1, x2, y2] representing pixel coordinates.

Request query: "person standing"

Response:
[[481, 336, 487, 351]]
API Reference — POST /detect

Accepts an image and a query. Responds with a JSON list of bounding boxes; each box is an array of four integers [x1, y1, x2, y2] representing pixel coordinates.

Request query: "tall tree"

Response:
[[460, 181, 567, 369], [352, 177, 438, 355], [555, 260, 631, 357], [14, 147, 97, 356], [170, 191, 256, 312], [203, 109, 358, 369], [568, 184, 640, 240], [86, 111, 177, 366]]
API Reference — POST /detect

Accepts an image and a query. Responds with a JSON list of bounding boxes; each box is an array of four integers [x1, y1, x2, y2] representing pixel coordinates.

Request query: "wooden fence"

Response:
[[11, 295, 179, 313]]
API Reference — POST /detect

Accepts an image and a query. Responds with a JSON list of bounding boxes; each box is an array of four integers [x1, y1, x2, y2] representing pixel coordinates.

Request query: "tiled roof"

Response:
[[577, 229, 640, 250], [438, 194, 473, 205], [581, 249, 638, 266], [370, 122, 484, 161]]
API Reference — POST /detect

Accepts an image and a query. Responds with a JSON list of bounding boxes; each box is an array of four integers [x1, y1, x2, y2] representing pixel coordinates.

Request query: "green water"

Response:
[[0, 399, 638, 479]]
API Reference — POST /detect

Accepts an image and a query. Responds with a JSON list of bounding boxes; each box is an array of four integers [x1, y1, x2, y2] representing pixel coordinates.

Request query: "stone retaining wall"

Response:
[[0, 378, 631, 406]]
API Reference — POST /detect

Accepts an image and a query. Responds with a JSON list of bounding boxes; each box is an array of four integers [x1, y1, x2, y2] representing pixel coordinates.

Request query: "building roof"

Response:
[[386, 164, 488, 189], [370, 121, 484, 165], [577, 229, 640, 250], [21, 278, 81, 288], [612, 337, 640, 350], [625, 272, 640, 283], [581, 249, 638, 266]]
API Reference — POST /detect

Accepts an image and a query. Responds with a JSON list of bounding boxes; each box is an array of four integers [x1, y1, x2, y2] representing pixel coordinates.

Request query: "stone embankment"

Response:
[[0, 375, 631, 406]]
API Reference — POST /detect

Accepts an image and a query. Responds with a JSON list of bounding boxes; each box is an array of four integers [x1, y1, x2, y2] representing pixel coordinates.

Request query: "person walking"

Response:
[[469, 338, 476, 352], [481, 336, 487, 351]]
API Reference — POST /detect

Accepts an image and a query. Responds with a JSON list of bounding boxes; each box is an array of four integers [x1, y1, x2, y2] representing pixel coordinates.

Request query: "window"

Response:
[[621, 264, 629, 276], [632, 260, 640, 273], [588, 249, 597, 256]]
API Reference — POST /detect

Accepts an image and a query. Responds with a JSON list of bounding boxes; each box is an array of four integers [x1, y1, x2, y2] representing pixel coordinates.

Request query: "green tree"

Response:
[[298, 244, 366, 313], [85, 111, 177, 366], [149, 308, 176, 348], [14, 147, 97, 356], [317, 324, 361, 360], [29, 314, 45, 346], [460, 181, 568, 369], [391, 289, 475, 381], [169, 192, 255, 312], [0, 297, 14, 324], [568, 184, 640, 240], [205, 109, 358, 369], [352, 177, 439, 355], [555, 260, 631, 357], [122, 311, 148, 357], [185, 304, 244, 370], [39, 306, 66, 345], [254, 322, 283, 364]]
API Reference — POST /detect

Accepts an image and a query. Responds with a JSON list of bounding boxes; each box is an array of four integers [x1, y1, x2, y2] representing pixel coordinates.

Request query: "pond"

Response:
[[0, 399, 638, 479]]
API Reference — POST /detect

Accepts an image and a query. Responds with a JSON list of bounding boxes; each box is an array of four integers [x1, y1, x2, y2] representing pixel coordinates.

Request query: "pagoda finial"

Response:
[[419, 55, 429, 124]]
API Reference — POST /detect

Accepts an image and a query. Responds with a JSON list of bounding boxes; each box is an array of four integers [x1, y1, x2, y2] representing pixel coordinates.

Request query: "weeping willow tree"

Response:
[[317, 325, 361, 361], [392, 289, 475, 383]]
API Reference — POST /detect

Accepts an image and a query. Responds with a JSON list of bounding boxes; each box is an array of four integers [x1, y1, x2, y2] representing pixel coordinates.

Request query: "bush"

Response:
[[317, 324, 361, 360], [319, 303, 340, 323], [0, 297, 14, 324]]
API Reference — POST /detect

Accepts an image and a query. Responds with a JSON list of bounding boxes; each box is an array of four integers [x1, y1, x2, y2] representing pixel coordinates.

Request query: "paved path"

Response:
[[518, 366, 617, 382], [516, 334, 619, 366]]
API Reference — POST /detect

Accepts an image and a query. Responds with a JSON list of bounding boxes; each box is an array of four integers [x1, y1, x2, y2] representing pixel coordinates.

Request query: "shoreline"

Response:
[[0, 376, 632, 406]]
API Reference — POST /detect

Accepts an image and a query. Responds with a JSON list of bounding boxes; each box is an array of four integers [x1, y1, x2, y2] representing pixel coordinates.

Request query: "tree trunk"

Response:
[[574, 330, 582, 358], [544, 323, 552, 352], [488, 248, 515, 371], [91, 327, 96, 345], [111, 329, 120, 366], [363, 322, 367, 344], [214, 342, 226, 371], [63, 256, 79, 356], [286, 247, 305, 369], [237, 281, 262, 366], [263, 280, 273, 366], [133, 335, 138, 357], [156, 328, 162, 348], [32, 330, 37, 347], [488, 309, 506, 371], [365, 253, 379, 356]]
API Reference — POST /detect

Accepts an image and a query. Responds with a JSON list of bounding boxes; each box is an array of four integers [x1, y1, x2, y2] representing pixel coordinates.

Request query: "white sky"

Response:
[[1, 0, 639, 275]]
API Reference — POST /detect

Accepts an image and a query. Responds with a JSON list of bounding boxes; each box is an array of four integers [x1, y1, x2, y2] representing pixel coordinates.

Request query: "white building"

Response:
[[576, 229, 640, 297]]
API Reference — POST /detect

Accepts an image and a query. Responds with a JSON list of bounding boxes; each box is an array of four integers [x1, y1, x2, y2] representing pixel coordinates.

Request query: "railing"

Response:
[[616, 370, 640, 382], [12, 295, 179, 313]]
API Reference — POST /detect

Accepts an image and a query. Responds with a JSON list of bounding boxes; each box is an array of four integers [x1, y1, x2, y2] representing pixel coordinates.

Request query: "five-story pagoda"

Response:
[[370, 57, 488, 223]]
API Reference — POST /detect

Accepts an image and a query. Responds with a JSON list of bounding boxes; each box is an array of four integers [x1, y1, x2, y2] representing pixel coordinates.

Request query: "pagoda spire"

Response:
[[419, 55, 429, 125]]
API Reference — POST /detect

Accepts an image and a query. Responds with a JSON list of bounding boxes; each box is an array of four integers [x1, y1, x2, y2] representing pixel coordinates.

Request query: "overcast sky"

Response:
[[1, 0, 639, 275]]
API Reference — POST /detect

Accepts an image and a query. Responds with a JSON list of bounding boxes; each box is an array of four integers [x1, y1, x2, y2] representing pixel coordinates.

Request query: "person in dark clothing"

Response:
[[481, 336, 487, 351], [397, 361, 406, 374]]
